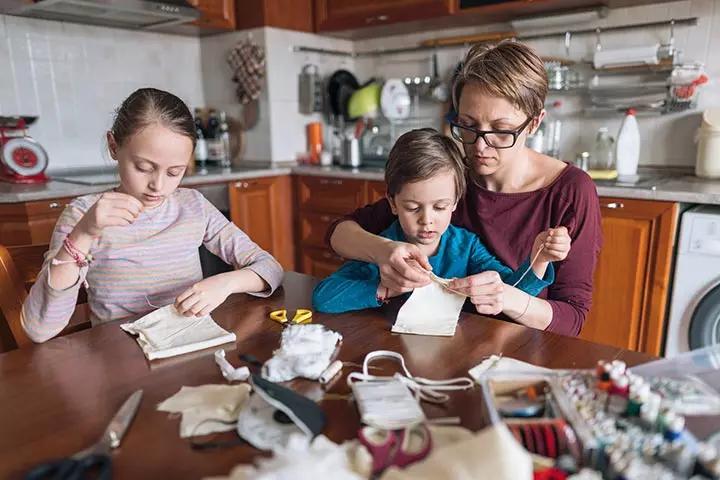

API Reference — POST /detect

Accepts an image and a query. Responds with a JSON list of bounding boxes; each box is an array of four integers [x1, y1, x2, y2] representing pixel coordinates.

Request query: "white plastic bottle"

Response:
[[615, 109, 640, 178]]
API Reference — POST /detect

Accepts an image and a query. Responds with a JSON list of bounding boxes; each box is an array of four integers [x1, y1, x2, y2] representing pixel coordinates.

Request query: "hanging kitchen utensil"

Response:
[[327, 69, 360, 122], [427, 52, 449, 103], [380, 79, 411, 121], [298, 64, 323, 115]]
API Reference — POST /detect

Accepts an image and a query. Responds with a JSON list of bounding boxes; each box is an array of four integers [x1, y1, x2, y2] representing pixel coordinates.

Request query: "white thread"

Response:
[[512, 243, 545, 288], [133, 203, 165, 311]]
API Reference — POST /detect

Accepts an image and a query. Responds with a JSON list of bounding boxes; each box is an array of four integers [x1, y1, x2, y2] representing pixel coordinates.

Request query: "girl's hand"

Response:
[[532, 227, 571, 264], [448, 271, 504, 315], [375, 241, 432, 293], [76, 192, 143, 237], [175, 276, 233, 317]]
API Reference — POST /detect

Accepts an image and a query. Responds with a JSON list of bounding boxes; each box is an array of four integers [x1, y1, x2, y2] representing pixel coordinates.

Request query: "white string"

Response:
[[134, 204, 164, 310], [511, 243, 545, 288]]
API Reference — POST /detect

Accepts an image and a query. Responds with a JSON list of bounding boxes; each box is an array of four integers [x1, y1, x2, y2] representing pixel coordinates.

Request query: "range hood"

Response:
[[7, 0, 201, 32]]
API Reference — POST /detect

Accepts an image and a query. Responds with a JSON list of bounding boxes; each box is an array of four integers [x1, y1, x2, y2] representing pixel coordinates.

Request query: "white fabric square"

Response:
[[392, 277, 466, 337], [120, 305, 236, 360]]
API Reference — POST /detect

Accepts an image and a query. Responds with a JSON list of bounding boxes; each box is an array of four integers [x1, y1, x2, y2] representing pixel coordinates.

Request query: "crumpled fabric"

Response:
[[261, 324, 342, 382], [379, 423, 532, 480], [157, 384, 251, 438], [203, 434, 372, 480]]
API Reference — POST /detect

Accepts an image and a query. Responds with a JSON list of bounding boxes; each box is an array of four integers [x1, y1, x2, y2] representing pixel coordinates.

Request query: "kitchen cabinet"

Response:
[[229, 175, 295, 271], [235, 0, 314, 32], [579, 198, 678, 356], [315, 0, 453, 33], [189, 0, 236, 30], [295, 175, 373, 277], [0, 197, 73, 247], [367, 180, 386, 204]]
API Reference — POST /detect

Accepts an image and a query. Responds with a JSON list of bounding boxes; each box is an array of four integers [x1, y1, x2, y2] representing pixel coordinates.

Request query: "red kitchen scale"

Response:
[[0, 116, 50, 184]]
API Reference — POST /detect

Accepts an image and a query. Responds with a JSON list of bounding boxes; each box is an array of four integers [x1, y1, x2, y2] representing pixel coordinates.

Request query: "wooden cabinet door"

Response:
[[300, 247, 345, 279], [367, 180, 386, 204], [188, 0, 236, 30], [315, 0, 452, 32], [579, 198, 678, 355], [229, 176, 295, 271]]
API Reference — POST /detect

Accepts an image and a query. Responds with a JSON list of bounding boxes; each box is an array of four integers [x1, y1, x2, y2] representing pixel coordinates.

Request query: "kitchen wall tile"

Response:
[[0, 14, 205, 172]]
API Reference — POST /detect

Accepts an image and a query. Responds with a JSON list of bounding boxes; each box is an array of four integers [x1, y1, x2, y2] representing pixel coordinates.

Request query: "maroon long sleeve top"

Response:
[[325, 165, 603, 336]]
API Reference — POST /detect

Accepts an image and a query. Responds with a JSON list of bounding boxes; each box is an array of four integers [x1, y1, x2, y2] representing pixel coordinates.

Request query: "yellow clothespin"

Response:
[[269, 309, 313, 325]]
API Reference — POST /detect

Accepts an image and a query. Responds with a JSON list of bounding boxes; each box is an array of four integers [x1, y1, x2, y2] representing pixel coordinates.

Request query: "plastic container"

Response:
[[590, 127, 615, 171], [615, 109, 640, 177], [544, 101, 563, 159], [696, 109, 720, 179]]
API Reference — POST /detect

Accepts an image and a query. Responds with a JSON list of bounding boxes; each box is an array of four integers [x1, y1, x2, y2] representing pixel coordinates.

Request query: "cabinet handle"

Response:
[[320, 215, 333, 222], [377, 15, 388, 21], [319, 179, 343, 186], [600, 202, 624, 209], [49, 202, 64, 209], [322, 252, 332, 259], [234, 181, 257, 189]]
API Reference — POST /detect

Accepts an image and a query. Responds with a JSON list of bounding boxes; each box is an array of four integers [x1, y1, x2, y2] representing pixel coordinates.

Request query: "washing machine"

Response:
[[665, 205, 720, 357]]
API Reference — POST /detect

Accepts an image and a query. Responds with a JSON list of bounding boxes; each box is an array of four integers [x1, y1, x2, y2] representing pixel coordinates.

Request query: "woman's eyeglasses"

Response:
[[450, 117, 534, 149]]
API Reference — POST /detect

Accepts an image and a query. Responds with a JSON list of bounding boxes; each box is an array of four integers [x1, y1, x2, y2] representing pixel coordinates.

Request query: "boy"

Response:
[[312, 128, 570, 314]]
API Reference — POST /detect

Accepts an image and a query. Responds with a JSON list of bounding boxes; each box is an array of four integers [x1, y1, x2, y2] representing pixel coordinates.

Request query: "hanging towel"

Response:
[[120, 305, 236, 360]]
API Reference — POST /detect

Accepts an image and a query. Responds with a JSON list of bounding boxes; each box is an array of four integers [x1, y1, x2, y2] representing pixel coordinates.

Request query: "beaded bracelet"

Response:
[[50, 236, 93, 288]]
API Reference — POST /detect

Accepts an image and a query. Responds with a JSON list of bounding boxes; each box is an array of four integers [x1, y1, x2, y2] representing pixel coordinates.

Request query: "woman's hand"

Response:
[[175, 276, 233, 317], [374, 241, 432, 293], [75, 192, 143, 237], [532, 226, 571, 264], [448, 271, 504, 315]]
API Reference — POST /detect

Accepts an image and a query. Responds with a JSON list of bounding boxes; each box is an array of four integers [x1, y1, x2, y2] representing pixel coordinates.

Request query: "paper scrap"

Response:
[[215, 350, 250, 382]]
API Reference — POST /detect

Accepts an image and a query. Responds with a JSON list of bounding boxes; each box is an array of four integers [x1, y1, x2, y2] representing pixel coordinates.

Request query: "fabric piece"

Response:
[[22, 187, 283, 343], [157, 384, 251, 438], [203, 434, 371, 480], [351, 378, 426, 430], [312, 222, 551, 315], [215, 350, 250, 382], [379, 423, 533, 480], [120, 305, 236, 360], [262, 324, 342, 382], [236, 375, 327, 451], [325, 164, 603, 337], [391, 280, 466, 337], [226, 39, 265, 104], [468, 355, 552, 381]]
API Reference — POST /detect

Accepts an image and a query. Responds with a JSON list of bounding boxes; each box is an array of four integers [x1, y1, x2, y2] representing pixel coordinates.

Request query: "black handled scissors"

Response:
[[25, 389, 143, 480]]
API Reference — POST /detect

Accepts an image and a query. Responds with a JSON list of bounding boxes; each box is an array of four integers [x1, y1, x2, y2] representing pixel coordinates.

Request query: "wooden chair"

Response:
[[0, 244, 90, 352]]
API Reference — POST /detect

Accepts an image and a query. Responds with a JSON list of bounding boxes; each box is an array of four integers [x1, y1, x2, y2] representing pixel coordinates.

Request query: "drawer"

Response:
[[25, 197, 75, 216], [298, 211, 342, 249], [300, 247, 345, 279], [296, 175, 367, 214]]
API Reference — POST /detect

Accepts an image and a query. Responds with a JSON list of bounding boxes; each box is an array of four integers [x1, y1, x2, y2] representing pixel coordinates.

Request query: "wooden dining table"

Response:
[[0, 272, 659, 479]]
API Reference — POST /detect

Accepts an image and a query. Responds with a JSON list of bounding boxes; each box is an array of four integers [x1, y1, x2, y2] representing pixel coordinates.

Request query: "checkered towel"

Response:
[[227, 39, 266, 105]]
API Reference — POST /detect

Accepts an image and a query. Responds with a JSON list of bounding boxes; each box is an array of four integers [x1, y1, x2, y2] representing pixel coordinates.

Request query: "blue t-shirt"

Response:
[[312, 220, 554, 314]]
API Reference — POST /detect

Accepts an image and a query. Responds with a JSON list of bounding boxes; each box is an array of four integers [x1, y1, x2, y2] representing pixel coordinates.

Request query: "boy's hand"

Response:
[[175, 276, 233, 317], [532, 227, 571, 264]]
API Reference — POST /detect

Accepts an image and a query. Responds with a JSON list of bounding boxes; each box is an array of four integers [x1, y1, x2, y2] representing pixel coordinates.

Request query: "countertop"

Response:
[[3, 164, 720, 206]]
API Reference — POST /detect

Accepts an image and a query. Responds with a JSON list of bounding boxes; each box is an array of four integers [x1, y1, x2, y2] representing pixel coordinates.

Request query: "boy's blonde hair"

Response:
[[385, 128, 466, 200], [453, 39, 548, 118]]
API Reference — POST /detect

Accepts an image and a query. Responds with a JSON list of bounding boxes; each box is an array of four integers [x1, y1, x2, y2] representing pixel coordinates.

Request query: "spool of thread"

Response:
[[319, 360, 343, 384], [611, 360, 627, 374], [596, 360, 606, 379], [601, 363, 612, 382], [625, 392, 643, 417], [664, 414, 685, 442], [307, 122, 323, 165]]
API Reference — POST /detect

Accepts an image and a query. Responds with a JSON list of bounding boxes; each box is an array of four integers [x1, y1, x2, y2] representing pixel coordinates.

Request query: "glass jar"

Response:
[[590, 127, 615, 170]]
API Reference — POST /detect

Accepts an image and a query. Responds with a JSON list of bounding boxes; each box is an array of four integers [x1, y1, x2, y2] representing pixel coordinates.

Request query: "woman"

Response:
[[325, 40, 602, 336]]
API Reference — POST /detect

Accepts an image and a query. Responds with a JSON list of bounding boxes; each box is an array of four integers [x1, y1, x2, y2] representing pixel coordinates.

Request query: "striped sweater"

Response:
[[22, 188, 284, 343]]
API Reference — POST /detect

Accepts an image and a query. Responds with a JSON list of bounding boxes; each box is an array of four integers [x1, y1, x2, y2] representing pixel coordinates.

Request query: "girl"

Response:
[[22, 88, 284, 343], [327, 40, 602, 336]]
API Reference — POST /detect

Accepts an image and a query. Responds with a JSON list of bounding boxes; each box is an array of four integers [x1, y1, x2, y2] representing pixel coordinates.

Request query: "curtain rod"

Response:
[[291, 17, 697, 58]]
